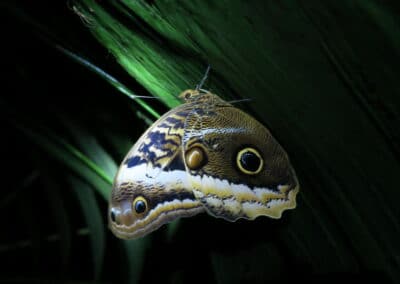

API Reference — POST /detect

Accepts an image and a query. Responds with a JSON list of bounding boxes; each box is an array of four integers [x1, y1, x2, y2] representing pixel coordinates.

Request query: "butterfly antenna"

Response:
[[195, 65, 211, 91], [228, 98, 253, 104]]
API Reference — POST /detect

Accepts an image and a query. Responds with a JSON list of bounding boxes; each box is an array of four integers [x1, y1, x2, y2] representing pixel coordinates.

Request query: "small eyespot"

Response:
[[185, 146, 207, 170], [132, 196, 148, 214], [110, 210, 116, 222], [236, 147, 263, 175], [109, 207, 121, 225]]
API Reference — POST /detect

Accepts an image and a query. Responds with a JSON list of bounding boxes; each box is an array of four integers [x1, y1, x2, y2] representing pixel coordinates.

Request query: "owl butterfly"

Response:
[[109, 87, 299, 239]]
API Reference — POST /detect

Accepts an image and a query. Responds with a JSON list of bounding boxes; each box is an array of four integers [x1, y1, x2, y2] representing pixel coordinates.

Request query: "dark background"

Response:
[[1, 1, 399, 284]]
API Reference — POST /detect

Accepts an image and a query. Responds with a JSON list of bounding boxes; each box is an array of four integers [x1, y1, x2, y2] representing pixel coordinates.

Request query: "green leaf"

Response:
[[68, 176, 105, 280], [120, 238, 151, 284], [40, 168, 73, 272], [57, 115, 118, 179], [54, 45, 161, 120], [13, 122, 112, 199]]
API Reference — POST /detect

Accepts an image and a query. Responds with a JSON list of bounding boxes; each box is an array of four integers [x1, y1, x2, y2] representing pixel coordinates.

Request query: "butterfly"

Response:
[[109, 79, 299, 239]]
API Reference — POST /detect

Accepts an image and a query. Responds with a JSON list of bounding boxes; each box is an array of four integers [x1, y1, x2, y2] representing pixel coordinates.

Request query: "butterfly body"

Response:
[[109, 89, 299, 239]]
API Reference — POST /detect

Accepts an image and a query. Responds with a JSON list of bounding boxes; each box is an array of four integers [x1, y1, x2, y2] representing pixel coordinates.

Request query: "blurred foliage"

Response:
[[1, 1, 399, 284]]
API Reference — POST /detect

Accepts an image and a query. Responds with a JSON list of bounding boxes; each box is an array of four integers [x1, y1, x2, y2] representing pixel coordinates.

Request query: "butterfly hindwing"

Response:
[[181, 93, 299, 221]]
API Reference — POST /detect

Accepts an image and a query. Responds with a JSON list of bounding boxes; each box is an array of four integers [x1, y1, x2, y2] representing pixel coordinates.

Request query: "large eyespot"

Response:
[[236, 147, 263, 175], [185, 146, 207, 170], [132, 196, 148, 214]]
